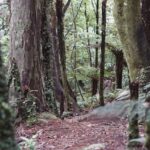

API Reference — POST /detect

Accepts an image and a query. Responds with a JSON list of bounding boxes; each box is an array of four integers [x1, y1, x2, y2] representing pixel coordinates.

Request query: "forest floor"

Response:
[[16, 116, 129, 150]]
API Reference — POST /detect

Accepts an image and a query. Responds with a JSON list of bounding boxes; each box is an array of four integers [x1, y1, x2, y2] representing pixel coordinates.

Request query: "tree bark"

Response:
[[115, 51, 123, 89], [114, 0, 150, 148], [128, 81, 139, 148], [9, 0, 48, 113], [50, 0, 65, 117], [141, 1, 150, 148], [99, 0, 107, 106], [41, 0, 59, 115], [56, 0, 78, 114]]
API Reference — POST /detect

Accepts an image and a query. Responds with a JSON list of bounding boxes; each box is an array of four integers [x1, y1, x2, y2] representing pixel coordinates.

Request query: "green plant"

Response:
[[17, 90, 37, 125], [18, 136, 36, 150]]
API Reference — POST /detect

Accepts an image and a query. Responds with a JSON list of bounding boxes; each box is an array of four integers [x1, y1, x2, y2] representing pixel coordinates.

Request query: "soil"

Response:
[[16, 117, 129, 150]]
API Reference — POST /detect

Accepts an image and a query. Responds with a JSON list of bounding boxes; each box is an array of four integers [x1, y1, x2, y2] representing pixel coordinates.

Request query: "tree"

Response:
[[41, 0, 59, 115], [141, 0, 150, 148], [9, 0, 48, 119], [56, 0, 78, 114], [114, 0, 150, 148], [107, 43, 124, 89], [99, 0, 107, 106], [0, 43, 17, 150]]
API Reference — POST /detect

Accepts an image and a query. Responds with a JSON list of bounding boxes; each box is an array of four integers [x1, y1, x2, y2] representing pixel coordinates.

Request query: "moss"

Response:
[[41, 0, 59, 116], [128, 101, 139, 141], [128, 115, 139, 140]]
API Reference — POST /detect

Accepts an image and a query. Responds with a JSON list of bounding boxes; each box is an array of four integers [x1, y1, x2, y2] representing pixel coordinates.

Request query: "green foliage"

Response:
[[18, 92, 37, 125], [64, 0, 122, 101], [75, 66, 98, 80], [19, 135, 37, 150], [0, 35, 9, 64], [0, 39, 17, 150], [0, 100, 17, 150]]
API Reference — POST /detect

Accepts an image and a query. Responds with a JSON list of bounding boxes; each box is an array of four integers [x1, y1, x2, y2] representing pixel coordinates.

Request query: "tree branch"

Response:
[[63, 0, 71, 17]]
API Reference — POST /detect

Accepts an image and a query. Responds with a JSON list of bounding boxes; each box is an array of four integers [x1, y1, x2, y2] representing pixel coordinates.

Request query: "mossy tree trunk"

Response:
[[9, 0, 48, 118], [114, 0, 150, 148], [0, 44, 17, 150], [128, 81, 139, 148], [41, 0, 58, 116], [141, 1, 150, 148]]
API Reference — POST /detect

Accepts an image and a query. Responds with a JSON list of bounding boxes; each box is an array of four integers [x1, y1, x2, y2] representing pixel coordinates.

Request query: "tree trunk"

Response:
[[115, 51, 123, 89], [99, 0, 107, 106], [41, 0, 58, 115], [141, 1, 150, 148], [56, 0, 78, 114], [9, 0, 48, 115], [0, 44, 17, 150], [106, 43, 124, 89], [128, 81, 139, 148], [114, 0, 150, 148], [50, 0, 65, 117]]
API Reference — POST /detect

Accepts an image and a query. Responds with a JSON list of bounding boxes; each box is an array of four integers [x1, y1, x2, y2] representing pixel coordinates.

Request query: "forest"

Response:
[[0, 0, 150, 149]]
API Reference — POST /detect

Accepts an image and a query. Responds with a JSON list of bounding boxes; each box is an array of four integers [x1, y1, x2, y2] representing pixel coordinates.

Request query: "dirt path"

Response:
[[16, 117, 128, 150]]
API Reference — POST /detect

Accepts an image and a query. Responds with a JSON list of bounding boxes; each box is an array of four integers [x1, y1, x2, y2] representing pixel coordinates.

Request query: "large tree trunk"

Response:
[[0, 44, 17, 150], [50, 0, 65, 117], [113, 0, 150, 81], [9, 0, 48, 115], [141, 1, 150, 149], [114, 0, 150, 148], [41, 0, 58, 115]]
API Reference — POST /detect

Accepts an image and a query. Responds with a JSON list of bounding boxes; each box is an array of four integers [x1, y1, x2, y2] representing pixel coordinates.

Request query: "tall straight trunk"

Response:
[[9, 0, 48, 114], [50, 0, 65, 117], [0, 44, 17, 150], [92, 0, 99, 95], [99, 0, 107, 106], [56, 0, 78, 114], [114, 0, 150, 148], [41, 0, 58, 115]]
